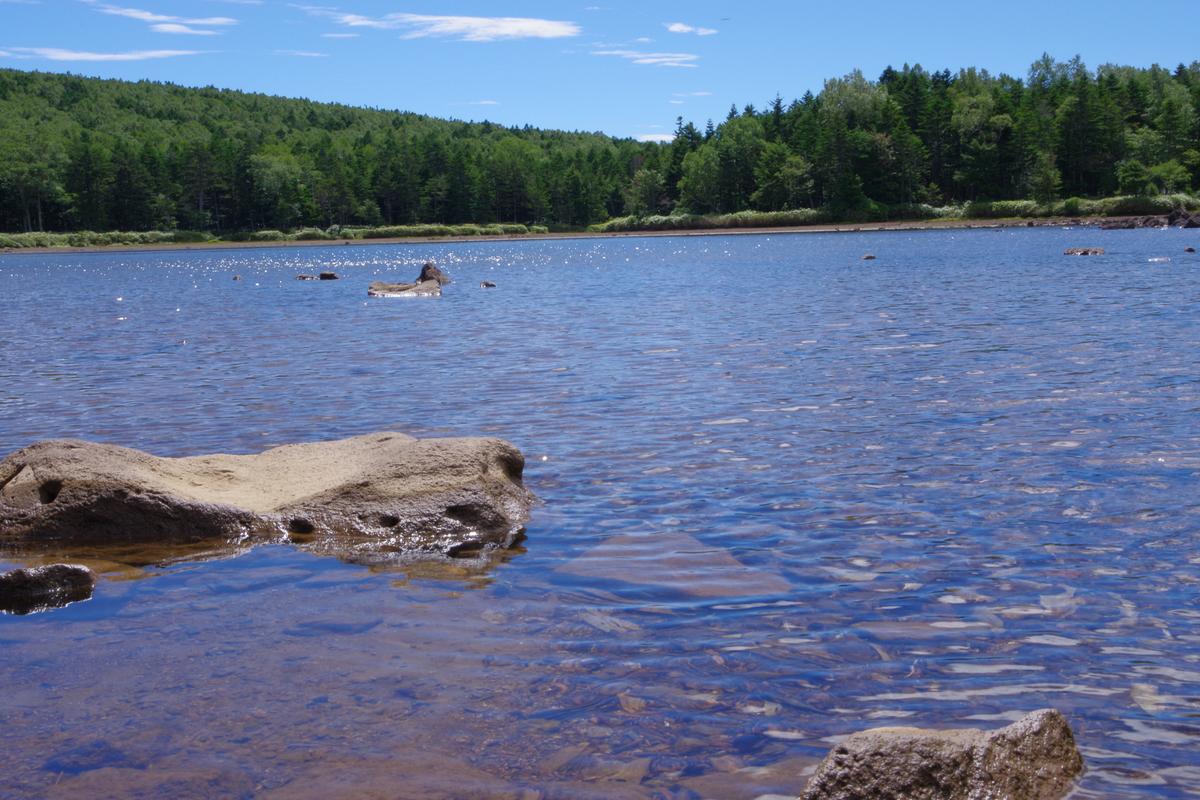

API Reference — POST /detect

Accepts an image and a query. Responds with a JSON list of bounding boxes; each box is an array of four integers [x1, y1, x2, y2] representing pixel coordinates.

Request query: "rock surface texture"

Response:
[[0, 433, 534, 564], [0, 563, 95, 614], [800, 709, 1084, 800]]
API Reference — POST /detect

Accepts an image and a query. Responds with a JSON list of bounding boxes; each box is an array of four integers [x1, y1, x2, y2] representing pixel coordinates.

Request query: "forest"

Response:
[[0, 55, 1198, 235]]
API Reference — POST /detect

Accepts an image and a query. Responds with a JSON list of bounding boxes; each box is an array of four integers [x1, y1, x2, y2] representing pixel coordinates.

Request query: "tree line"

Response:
[[1, 55, 1197, 234]]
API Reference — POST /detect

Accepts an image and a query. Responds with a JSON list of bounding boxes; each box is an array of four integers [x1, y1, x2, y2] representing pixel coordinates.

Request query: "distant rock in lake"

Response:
[[1064, 247, 1105, 256], [801, 709, 1083, 800], [296, 274, 317, 281], [0, 433, 534, 565], [480, 281, 497, 288], [0, 563, 95, 614], [318, 272, 339, 280], [368, 261, 450, 297]]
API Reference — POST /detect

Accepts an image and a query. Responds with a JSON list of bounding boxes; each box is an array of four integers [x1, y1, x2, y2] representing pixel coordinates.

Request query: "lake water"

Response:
[[1, 228, 1198, 798]]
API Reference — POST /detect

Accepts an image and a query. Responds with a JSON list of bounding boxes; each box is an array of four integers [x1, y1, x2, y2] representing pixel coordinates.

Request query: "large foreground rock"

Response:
[[801, 709, 1083, 800], [0, 564, 95, 614], [0, 433, 534, 563]]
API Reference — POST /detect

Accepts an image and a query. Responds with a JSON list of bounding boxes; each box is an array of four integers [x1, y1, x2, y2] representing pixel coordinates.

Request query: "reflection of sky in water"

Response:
[[1, 228, 1199, 797]]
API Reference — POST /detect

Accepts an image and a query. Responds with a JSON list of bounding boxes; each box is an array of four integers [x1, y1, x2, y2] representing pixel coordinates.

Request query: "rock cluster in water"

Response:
[[0, 432, 534, 565], [369, 261, 452, 297], [801, 709, 1083, 800], [1064, 247, 1105, 256], [0, 563, 95, 614]]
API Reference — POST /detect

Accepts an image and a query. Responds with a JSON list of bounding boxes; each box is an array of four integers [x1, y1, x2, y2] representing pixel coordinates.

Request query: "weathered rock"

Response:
[[318, 272, 339, 280], [296, 274, 317, 281], [861, 254, 876, 261], [0, 563, 95, 614], [480, 280, 497, 288], [367, 279, 442, 297], [0, 433, 534, 564], [418, 261, 451, 285], [368, 261, 451, 297], [801, 709, 1083, 800], [1064, 247, 1104, 256], [1186, 246, 1196, 253]]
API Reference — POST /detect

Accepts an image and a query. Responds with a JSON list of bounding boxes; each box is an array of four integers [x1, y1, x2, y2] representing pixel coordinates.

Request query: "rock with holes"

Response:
[[0, 433, 534, 564], [801, 709, 1083, 800], [0, 563, 95, 614]]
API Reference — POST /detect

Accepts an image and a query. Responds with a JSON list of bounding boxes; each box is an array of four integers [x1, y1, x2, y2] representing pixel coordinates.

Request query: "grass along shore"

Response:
[[1, 194, 1196, 252]]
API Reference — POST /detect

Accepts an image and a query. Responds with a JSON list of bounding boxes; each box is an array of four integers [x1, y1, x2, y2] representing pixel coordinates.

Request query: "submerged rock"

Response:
[[861, 254, 876, 261], [318, 272, 339, 281], [1064, 247, 1105, 256], [296, 274, 317, 281], [801, 709, 1083, 800], [0, 433, 534, 564], [0, 563, 95, 614], [480, 281, 497, 288]]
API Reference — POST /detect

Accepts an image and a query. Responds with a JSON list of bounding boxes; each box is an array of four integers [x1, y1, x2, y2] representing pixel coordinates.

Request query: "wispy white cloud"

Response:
[[669, 99, 684, 105], [666, 22, 717, 36], [469, 99, 499, 105], [320, 32, 358, 38], [672, 91, 712, 97], [633, 36, 652, 43], [4, 46, 203, 61], [302, 9, 580, 41], [275, 49, 327, 57], [592, 49, 698, 68], [151, 22, 218, 35], [86, 2, 237, 26], [637, 133, 675, 143]]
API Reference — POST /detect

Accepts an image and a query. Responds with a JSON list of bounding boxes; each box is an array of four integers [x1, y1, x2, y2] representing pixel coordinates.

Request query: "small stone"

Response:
[[480, 281, 497, 288], [1064, 247, 1104, 256], [1186, 246, 1196, 253], [296, 274, 317, 281], [862, 254, 877, 260], [318, 272, 339, 280]]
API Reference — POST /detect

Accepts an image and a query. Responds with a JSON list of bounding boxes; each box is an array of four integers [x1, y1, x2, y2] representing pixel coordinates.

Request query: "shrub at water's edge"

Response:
[[0, 223, 553, 249], [588, 193, 1200, 234]]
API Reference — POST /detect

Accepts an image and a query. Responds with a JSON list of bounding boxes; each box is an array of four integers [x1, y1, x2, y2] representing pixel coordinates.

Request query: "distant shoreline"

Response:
[[0, 215, 1135, 257]]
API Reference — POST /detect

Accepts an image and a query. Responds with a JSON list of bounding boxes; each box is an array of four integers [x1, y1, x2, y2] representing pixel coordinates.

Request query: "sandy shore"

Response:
[[0, 215, 1111, 256]]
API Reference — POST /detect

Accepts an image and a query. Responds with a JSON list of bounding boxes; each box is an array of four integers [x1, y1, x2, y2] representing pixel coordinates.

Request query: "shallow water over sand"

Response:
[[2, 228, 1199, 798]]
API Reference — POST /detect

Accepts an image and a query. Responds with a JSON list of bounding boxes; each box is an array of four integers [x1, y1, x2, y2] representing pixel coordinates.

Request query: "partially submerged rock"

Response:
[[296, 274, 317, 281], [480, 281, 497, 289], [0, 433, 534, 564], [0, 563, 95, 614], [801, 709, 1083, 800], [318, 272, 339, 281], [1064, 247, 1104, 256], [367, 280, 441, 297], [418, 261, 451, 285], [368, 261, 450, 297]]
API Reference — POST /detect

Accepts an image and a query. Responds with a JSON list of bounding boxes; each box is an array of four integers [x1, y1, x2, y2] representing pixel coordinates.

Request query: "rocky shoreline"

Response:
[[2, 211, 1197, 256]]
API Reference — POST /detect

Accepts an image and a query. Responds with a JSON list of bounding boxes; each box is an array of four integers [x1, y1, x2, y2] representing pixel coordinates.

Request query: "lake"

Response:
[[1, 227, 1198, 798]]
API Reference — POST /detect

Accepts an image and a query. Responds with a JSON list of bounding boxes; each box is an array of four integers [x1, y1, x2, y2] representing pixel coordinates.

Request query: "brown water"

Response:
[[2, 228, 1199, 798]]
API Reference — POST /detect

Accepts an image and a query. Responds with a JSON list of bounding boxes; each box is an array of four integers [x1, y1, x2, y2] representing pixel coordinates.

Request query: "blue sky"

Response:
[[1, 1, 1196, 140]]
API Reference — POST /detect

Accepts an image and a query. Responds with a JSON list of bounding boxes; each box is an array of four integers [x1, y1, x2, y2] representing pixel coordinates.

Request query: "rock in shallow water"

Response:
[[0, 433, 534, 564], [801, 709, 1083, 800], [0, 563, 95, 614]]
